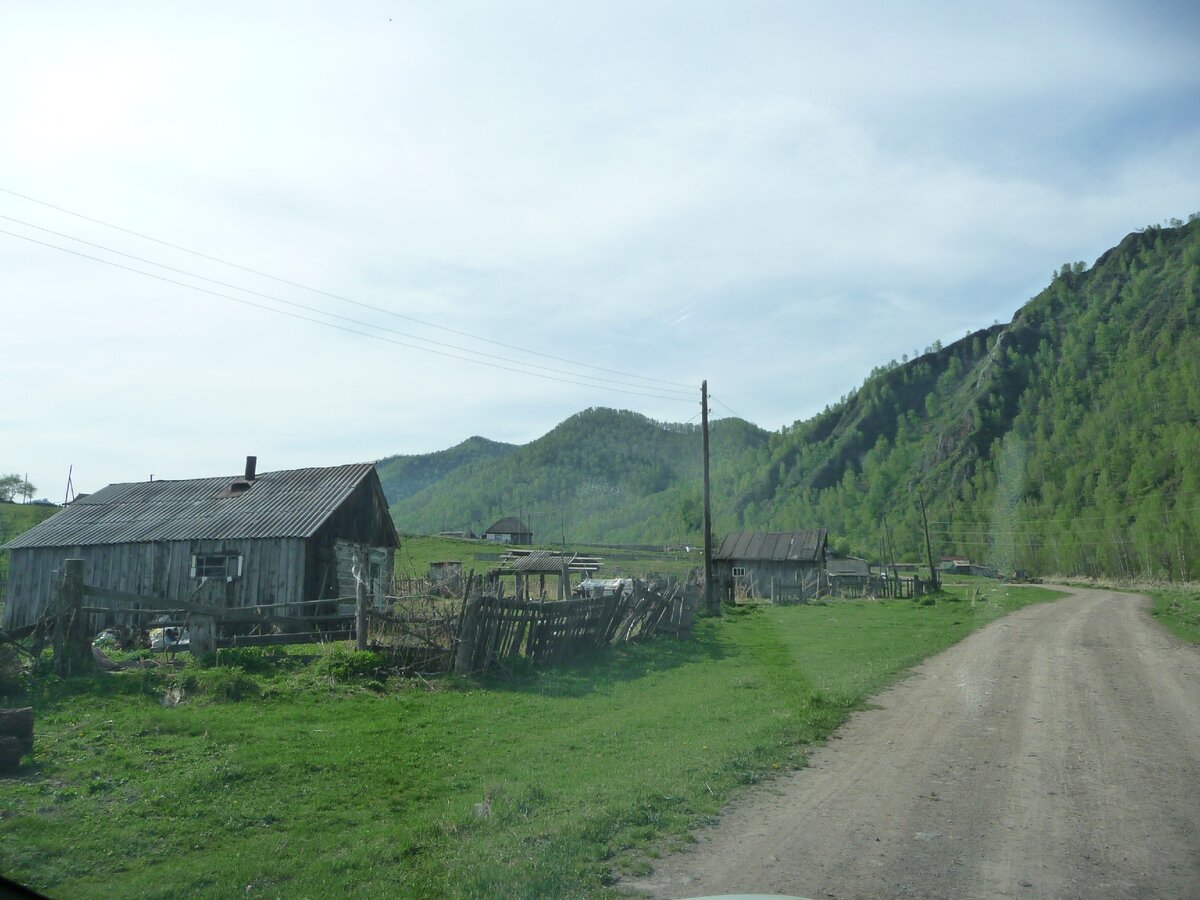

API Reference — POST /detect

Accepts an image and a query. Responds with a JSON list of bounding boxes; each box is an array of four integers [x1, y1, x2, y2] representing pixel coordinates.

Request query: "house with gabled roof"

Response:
[[483, 516, 532, 545], [1, 457, 398, 630]]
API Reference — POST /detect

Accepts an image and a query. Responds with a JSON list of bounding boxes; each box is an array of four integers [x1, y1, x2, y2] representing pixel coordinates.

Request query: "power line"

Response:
[[0, 186, 694, 391], [710, 395, 747, 420], [0, 213, 694, 398], [0, 227, 692, 403]]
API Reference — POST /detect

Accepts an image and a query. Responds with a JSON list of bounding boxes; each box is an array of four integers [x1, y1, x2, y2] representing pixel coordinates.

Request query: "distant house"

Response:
[[713, 530, 828, 602], [483, 517, 532, 545], [1, 457, 398, 630]]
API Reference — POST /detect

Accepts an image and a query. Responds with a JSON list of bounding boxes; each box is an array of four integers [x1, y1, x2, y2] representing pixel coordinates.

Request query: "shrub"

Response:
[[313, 647, 384, 682], [216, 646, 284, 673]]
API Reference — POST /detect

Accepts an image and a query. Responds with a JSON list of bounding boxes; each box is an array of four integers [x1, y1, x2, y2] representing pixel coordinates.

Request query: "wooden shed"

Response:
[[713, 530, 828, 602], [826, 556, 872, 597], [1, 458, 398, 630]]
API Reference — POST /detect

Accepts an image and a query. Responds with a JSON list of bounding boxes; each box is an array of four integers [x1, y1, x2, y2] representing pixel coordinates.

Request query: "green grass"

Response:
[[394, 533, 701, 583], [0, 583, 1062, 898], [1147, 588, 1200, 643]]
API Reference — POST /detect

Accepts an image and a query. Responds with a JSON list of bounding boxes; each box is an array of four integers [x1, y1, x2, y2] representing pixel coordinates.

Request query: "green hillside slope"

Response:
[[753, 218, 1200, 577]]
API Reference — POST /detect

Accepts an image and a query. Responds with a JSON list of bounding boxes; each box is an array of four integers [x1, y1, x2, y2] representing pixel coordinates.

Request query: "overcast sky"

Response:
[[2, 1, 1198, 499]]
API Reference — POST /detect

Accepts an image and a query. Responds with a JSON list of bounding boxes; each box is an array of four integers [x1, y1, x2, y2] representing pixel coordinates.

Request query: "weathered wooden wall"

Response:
[[715, 559, 823, 601], [2, 537, 307, 629]]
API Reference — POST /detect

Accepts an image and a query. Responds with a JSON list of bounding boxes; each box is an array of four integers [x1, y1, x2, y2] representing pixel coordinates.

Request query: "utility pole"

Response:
[[919, 492, 939, 591], [702, 380, 720, 616]]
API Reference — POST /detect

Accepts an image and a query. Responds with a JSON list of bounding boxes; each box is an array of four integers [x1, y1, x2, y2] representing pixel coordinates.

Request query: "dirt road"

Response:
[[626, 588, 1200, 899]]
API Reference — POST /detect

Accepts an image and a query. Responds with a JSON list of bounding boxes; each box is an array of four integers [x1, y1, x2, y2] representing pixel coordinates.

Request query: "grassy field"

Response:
[[394, 533, 702, 583], [1147, 587, 1200, 643], [1, 582, 1062, 898]]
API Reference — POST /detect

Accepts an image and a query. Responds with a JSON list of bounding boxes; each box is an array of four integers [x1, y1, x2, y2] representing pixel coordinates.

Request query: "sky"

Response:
[[2, 1, 1198, 500]]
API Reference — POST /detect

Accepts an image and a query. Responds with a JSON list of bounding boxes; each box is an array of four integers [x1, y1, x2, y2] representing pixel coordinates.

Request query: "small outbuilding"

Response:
[[483, 517, 533, 545], [1, 457, 399, 630], [826, 556, 872, 597], [713, 530, 828, 602]]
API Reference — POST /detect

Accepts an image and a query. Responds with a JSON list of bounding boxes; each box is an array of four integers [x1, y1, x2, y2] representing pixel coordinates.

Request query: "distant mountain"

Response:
[[383, 218, 1200, 579], [386, 408, 770, 543], [376, 436, 516, 505]]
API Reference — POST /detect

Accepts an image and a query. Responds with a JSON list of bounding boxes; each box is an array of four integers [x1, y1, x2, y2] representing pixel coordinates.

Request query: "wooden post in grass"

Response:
[[454, 597, 482, 674], [54, 559, 91, 675], [701, 380, 720, 617], [356, 545, 369, 651], [190, 612, 216, 659], [919, 492, 939, 591]]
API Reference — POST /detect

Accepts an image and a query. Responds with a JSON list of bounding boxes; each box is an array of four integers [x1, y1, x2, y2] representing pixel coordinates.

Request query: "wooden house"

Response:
[[1, 458, 398, 630], [483, 516, 533, 545], [713, 530, 828, 602]]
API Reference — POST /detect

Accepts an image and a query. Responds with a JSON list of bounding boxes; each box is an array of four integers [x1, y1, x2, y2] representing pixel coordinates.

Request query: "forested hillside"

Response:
[[387, 409, 769, 543], [376, 436, 516, 504], [745, 217, 1200, 578], [385, 218, 1200, 579]]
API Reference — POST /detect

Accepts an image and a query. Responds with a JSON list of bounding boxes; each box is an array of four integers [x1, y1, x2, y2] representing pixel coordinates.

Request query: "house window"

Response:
[[731, 566, 747, 577], [191, 554, 242, 580]]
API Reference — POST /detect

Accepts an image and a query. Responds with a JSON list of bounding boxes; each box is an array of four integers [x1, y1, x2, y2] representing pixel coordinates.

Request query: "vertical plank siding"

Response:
[[2, 538, 312, 630]]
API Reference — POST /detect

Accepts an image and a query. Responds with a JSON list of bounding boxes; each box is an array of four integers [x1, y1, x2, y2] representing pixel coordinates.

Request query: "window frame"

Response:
[[190, 553, 243, 581]]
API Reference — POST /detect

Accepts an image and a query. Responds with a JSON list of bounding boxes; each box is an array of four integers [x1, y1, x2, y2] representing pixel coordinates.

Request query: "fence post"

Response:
[[56, 559, 95, 675], [453, 597, 482, 674], [356, 545, 369, 651], [190, 613, 216, 658]]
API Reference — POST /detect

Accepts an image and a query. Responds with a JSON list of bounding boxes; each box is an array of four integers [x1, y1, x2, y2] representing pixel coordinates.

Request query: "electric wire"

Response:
[[0, 227, 692, 403], [0, 213, 694, 397], [0, 186, 694, 390]]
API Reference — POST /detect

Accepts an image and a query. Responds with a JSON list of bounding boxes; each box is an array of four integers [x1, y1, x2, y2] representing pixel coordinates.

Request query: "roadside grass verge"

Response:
[[0, 583, 1061, 898], [1147, 588, 1200, 643]]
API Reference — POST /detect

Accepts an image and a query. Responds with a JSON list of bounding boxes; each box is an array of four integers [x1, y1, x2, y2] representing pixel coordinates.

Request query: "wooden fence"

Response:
[[3, 558, 700, 676], [452, 579, 696, 674]]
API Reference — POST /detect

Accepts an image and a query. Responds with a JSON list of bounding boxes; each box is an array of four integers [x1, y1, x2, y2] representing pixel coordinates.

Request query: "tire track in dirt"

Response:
[[623, 588, 1200, 899]]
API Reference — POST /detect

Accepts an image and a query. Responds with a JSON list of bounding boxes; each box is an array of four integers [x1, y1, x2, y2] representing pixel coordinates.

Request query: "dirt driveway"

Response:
[[624, 587, 1200, 899]]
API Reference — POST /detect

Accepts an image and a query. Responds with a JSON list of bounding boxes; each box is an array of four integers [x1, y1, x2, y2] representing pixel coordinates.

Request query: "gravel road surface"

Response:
[[625, 587, 1200, 899]]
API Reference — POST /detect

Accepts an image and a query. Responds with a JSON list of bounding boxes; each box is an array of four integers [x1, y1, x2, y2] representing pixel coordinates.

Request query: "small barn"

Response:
[[713, 530, 828, 602], [826, 556, 872, 597], [483, 517, 533, 545], [1, 458, 399, 630]]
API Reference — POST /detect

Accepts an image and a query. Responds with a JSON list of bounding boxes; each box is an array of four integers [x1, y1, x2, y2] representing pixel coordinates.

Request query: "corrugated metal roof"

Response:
[[714, 530, 827, 563], [499, 550, 597, 573], [3, 464, 381, 549]]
